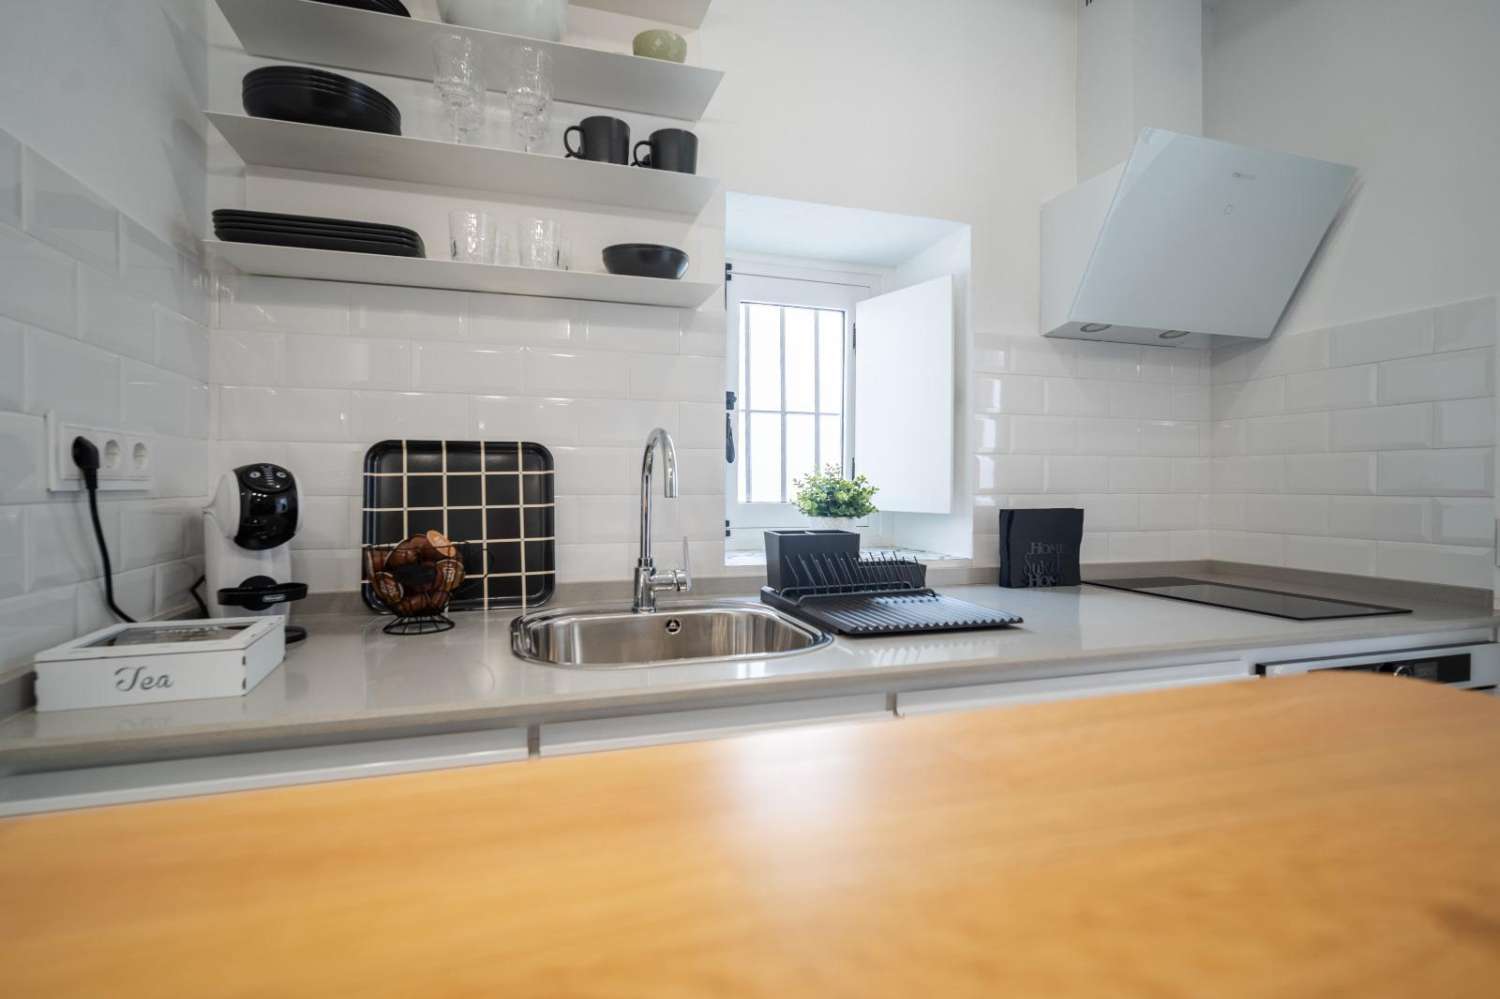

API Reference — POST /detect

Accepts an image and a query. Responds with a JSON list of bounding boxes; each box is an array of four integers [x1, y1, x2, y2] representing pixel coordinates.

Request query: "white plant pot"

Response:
[[809, 517, 858, 533], [437, 0, 566, 41]]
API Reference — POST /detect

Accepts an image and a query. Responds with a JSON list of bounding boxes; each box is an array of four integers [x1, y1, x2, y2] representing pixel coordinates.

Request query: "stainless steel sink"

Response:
[[511, 602, 831, 668]]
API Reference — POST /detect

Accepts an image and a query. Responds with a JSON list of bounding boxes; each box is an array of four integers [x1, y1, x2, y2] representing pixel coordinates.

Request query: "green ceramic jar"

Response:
[[633, 28, 687, 63]]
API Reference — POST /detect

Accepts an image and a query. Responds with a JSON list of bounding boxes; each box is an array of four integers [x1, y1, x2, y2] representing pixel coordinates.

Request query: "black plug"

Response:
[[72, 435, 100, 490]]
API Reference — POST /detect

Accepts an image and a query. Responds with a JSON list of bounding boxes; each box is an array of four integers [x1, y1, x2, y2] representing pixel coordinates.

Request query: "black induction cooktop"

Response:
[[1085, 576, 1412, 621]]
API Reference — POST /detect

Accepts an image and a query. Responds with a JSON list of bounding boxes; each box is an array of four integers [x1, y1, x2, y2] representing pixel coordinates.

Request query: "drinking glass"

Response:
[[433, 34, 485, 144], [450, 209, 497, 263], [518, 218, 560, 268], [506, 44, 553, 153]]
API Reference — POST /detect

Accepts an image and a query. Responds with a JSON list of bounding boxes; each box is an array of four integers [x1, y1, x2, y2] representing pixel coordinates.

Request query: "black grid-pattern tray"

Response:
[[361, 440, 554, 612]]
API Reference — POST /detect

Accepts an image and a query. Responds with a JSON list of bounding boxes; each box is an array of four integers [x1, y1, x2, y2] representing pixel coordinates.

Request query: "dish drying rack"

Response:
[[760, 552, 1023, 637]]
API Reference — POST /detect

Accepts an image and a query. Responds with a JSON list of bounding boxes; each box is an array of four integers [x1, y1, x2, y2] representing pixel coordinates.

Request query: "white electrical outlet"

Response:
[[45, 412, 153, 493]]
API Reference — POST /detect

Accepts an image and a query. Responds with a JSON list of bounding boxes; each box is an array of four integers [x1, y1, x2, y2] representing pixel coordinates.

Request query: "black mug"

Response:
[[564, 116, 630, 164], [633, 128, 698, 174]]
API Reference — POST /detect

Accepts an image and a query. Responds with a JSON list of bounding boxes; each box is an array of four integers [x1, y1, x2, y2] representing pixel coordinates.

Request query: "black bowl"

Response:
[[242, 66, 401, 135], [601, 244, 689, 280]]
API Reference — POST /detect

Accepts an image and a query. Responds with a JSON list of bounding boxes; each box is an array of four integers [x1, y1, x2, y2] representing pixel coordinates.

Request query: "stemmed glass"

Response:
[[507, 44, 553, 153], [433, 34, 484, 144]]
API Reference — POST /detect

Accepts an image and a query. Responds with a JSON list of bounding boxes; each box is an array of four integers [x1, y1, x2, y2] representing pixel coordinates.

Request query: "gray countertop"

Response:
[[2, 565, 1495, 770]]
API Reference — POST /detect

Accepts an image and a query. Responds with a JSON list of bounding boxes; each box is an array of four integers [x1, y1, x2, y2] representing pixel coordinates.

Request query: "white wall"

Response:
[[1205, 0, 1500, 335], [0, 0, 211, 681]]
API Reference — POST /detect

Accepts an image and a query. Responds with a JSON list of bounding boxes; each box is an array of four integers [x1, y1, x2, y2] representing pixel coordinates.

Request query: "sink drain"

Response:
[[663, 618, 682, 635]]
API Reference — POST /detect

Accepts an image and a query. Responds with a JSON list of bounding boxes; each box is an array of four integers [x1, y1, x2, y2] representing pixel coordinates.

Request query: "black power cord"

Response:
[[73, 436, 135, 624]]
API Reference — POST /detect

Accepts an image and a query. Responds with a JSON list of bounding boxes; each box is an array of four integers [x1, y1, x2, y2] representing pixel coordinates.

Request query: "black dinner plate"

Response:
[[211, 215, 421, 241], [212, 209, 419, 239], [213, 224, 422, 250], [214, 227, 426, 257], [242, 67, 401, 135], [309, 0, 411, 15]]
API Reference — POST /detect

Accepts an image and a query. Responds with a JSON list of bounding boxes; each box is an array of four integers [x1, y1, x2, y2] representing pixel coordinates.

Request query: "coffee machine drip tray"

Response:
[[1085, 576, 1412, 621]]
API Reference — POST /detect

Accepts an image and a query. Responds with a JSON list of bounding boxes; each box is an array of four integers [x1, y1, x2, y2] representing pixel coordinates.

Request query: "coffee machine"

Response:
[[204, 462, 309, 642]]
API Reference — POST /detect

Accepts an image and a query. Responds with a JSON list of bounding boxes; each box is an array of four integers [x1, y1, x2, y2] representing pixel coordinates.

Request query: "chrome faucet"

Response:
[[633, 427, 691, 612]]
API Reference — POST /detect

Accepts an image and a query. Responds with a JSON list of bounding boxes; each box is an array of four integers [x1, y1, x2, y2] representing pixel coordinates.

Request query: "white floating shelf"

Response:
[[205, 239, 720, 309], [208, 112, 718, 217], [216, 0, 724, 121], [572, 0, 712, 29]]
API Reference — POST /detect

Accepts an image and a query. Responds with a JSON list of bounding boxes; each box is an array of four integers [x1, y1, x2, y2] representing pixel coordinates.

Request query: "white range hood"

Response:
[[1041, 128, 1356, 349]]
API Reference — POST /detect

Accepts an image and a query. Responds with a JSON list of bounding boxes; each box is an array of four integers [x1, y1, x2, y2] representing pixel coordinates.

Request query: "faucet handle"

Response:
[[676, 536, 693, 592]]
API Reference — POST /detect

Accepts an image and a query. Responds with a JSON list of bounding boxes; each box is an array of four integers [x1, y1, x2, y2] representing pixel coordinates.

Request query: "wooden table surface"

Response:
[[3, 672, 1499, 998]]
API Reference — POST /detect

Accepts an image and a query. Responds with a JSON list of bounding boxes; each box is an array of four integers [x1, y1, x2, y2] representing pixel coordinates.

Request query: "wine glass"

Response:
[[506, 44, 552, 153], [433, 34, 485, 144]]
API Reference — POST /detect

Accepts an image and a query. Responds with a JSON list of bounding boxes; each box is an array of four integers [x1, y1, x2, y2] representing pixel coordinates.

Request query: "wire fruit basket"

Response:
[[364, 531, 469, 635]]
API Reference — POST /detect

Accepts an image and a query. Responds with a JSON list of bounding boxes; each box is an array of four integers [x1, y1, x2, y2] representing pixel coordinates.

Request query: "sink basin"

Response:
[[511, 602, 831, 668]]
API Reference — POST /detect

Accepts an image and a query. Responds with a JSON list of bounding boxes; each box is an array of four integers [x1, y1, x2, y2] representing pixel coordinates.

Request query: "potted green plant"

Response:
[[791, 464, 878, 531]]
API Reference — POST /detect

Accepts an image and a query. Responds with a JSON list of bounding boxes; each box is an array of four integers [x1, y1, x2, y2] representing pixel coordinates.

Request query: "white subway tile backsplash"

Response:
[[1245, 412, 1330, 455], [1108, 531, 1172, 561], [1283, 365, 1377, 412], [0, 587, 78, 678], [977, 374, 1045, 414], [1108, 456, 1173, 494], [289, 549, 360, 594], [1434, 397, 1493, 447], [1138, 420, 1199, 456], [284, 442, 363, 496], [975, 454, 1043, 493], [1171, 457, 1211, 493], [1077, 493, 1138, 531], [1211, 530, 1285, 566], [1008, 337, 1073, 376], [972, 414, 1009, 453], [581, 302, 680, 354], [572, 399, 679, 446], [1432, 498, 1492, 547], [1076, 418, 1139, 454], [79, 265, 156, 363], [1073, 342, 1140, 380], [628, 353, 722, 403], [1374, 541, 1492, 589], [154, 309, 210, 382], [1245, 329, 1329, 379], [1212, 377, 1284, 420], [1281, 536, 1377, 577], [0, 129, 18, 227], [219, 385, 349, 442], [1283, 453, 1374, 495], [288, 335, 414, 391], [1377, 348, 1491, 404], [1327, 496, 1431, 542], [0, 507, 23, 599], [349, 390, 470, 442], [552, 446, 639, 495], [1205, 492, 1246, 530], [0, 316, 22, 412], [1109, 380, 1173, 419], [1329, 404, 1432, 451], [219, 276, 348, 335], [123, 219, 206, 326], [467, 292, 576, 346], [675, 402, 724, 449], [554, 494, 637, 544], [1169, 384, 1212, 421], [1432, 297, 1497, 353], [1045, 455, 1109, 493], [1376, 448, 1491, 497], [1211, 420, 1245, 456], [680, 309, 726, 357], [212, 329, 284, 386], [0, 412, 43, 504], [352, 284, 465, 339], [1212, 456, 1285, 494], [27, 500, 117, 590], [472, 395, 578, 445], [971, 333, 1011, 373], [25, 325, 120, 425], [0, 221, 77, 335], [1043, 377, 1109, 417], [123, 360, 191, 435], [1329, 310, 1434, 367], [527, 349, 626, 398], [1010, 416, 1076, 454], [1136, 493, 1198, 531], [1244, 494, 1327, 536], [1169, 530, 1211, 560], [119, 503, 186, 571], [291, 495, 351, 550], [24, 150, 118, 271]]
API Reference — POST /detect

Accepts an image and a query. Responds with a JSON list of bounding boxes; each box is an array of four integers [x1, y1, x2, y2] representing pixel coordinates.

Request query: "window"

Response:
[[736, 302, 846, 503]]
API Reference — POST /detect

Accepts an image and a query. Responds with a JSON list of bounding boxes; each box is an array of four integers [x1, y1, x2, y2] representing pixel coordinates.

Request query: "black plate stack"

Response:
[[213, 209, 426, 257], [309, 0, 411, 14], [242, 65, 401, 136]]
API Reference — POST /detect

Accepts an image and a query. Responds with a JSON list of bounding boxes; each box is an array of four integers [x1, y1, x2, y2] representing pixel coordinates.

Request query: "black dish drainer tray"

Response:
[[361, 439, 554, 613], [760, 552, 1023, 637]]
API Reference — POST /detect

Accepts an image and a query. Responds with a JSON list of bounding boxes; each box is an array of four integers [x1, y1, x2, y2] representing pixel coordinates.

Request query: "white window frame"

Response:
[[725, 260, 879, 541]]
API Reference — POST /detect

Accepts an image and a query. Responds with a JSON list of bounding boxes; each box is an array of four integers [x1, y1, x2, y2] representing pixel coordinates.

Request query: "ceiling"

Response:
[[725, 192, 966, 269]]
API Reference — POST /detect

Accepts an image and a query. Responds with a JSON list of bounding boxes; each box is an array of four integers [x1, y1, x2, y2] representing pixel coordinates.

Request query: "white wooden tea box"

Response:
[[33, 618, 286, 712]]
